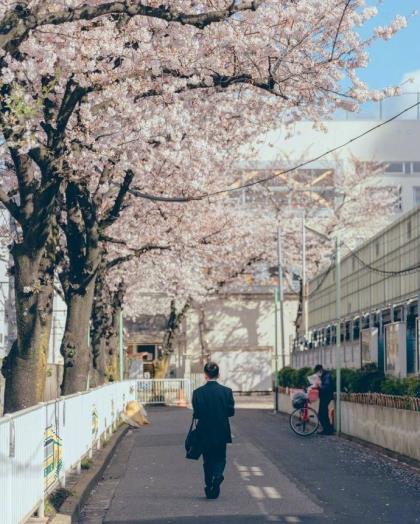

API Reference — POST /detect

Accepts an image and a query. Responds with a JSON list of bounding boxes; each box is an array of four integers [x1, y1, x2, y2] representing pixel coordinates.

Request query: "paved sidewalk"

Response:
[[80, 406, 420, 524]]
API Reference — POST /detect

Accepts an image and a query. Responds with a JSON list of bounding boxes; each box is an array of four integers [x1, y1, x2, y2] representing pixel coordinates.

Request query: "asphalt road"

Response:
[[80, 405, 420, 524]]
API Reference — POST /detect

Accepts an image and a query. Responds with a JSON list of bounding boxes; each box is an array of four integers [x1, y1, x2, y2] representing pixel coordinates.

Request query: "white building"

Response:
[[178, 290, 299, 393], [248, 118, 420, 214]]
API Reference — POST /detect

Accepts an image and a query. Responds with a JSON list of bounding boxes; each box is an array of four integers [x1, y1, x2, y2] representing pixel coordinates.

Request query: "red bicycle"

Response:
[[289, 389, 320, 437]]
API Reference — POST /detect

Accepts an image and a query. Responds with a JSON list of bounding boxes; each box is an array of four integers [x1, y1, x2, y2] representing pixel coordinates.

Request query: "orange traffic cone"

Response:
[[176, 388, 188, 408]]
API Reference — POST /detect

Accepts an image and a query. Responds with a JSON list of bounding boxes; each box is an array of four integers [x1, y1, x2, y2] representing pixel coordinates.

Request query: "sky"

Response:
[[359, 0, 420, 90]]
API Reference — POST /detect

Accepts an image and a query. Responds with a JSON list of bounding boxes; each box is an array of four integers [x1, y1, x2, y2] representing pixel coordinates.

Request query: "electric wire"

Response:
[[130, 100, 420, 203], [340, 239, 420, 276]]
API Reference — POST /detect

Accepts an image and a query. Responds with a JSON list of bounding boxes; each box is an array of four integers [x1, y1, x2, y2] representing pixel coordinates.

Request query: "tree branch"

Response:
[[0, 1, 265, 57], [0, 186, 21, 221], [106, 243, 170, 270], [100, 169, 134, 229], [134, 71, 286, 103]]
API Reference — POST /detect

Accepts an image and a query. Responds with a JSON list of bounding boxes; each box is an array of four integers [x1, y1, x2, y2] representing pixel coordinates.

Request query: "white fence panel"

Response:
[[3, 407, 44, 524], [0, 415, 12, 522], [0, 380, 137, 524]]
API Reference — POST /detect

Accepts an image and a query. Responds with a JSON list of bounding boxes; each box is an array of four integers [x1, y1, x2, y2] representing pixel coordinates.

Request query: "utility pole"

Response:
[[273, 289, 279, 413], [277, 227, 286, 369], [335, 234, 342, 434], [119, 309, 125, 381], [302, 216, 308, 338]]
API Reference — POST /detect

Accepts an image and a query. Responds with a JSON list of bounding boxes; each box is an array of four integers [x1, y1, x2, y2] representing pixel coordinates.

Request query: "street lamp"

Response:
[[304, 225, 342, 435], [119, 309, 125, 381], [273, 227, 286, 413]]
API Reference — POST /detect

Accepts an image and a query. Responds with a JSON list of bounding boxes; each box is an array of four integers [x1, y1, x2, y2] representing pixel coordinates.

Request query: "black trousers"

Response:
[[318, 396, 334, 433], [202, 443, 227, 488]]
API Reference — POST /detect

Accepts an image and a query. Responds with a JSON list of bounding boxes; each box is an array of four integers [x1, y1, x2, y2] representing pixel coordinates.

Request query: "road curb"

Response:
[[49, 424, 129, 524]]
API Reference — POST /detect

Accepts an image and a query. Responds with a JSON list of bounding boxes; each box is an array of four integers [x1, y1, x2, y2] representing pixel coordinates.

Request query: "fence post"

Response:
[[37, 499, 45, 518]]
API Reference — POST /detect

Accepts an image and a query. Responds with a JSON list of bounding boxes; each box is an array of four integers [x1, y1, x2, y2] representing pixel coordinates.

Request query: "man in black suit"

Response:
[[192, 362, 235, 499]]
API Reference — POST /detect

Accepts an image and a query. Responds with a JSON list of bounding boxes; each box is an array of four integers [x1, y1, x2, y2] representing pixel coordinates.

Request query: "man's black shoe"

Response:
[[205, 486, 219, 500], [318, 430, 334, 435]]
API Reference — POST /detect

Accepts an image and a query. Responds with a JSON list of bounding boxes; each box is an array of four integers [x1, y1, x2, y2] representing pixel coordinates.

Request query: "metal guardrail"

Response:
[[136, 379, 192, 407], [0, 381, 137, 524]]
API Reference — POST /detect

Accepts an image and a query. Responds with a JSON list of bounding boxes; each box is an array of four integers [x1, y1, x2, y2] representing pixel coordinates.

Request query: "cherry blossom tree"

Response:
[[0, 0, 407, 410]]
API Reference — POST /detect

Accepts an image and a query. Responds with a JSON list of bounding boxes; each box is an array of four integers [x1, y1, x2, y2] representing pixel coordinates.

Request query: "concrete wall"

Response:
[[278, 392, 420, 462], [341, 400, 420, 462]]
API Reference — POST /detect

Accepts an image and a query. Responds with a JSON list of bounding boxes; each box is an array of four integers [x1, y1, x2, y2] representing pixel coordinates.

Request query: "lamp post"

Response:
[[273, 288, 279, 413], [335, 234, 342, 434], [277, 227, 286, 370], [119, 309, 124, 381]]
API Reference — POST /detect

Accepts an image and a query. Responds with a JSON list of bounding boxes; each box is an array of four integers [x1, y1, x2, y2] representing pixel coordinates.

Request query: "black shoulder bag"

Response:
[[185, 416, 202, 460]]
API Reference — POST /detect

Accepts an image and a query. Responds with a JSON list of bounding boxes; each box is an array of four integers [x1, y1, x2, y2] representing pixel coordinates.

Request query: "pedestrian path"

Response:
[[81, 407, 323, 524], [81, 406, 420, 524]]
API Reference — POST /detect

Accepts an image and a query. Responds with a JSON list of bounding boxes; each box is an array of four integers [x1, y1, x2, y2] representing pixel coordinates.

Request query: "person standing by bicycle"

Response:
[[314, 364, 334, 435]]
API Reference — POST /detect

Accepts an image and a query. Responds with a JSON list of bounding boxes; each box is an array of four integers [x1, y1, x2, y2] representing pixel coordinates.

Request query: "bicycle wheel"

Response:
[[289, 406, 319, 436]]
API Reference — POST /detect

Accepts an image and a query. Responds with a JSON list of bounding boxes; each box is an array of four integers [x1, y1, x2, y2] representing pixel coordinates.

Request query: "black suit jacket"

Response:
[[192, 381, 235, 447]]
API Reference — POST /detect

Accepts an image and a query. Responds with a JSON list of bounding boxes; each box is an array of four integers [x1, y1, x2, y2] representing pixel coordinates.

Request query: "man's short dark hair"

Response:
[[204, 361, 219, 379], [314, 364, 323, 373]]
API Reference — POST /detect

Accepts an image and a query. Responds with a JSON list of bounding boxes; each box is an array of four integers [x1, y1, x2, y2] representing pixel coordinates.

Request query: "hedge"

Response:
[[277, 364, 420, 398]]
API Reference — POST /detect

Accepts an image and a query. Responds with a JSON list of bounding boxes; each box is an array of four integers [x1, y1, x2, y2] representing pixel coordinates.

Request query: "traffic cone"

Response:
[[177, 388, 188, 408]]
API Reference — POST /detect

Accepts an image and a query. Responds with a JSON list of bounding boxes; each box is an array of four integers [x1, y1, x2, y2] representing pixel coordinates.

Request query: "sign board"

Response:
[[384, 322, 407, 377], [360, 328, 378, 367]]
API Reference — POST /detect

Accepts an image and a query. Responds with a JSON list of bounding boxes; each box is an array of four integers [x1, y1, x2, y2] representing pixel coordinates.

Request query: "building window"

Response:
[[412, 162, 420, 173], [385, 162, 404, 174], [413, 187, 420, 207], [353, 318, 360, 341], [136, 344, 156, 361], [345, 321, 351, 341], [385, 161, 420, 175], [407, 219, 412, 239]]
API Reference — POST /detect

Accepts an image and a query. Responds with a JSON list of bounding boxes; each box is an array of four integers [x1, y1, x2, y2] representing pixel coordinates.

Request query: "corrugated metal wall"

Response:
[[308, 207, 420, 329]]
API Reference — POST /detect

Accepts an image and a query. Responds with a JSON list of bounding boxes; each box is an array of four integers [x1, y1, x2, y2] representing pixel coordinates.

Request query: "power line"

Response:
[[341, 240, 420, 276], [131, 100, 420, 203], [309, 240, 420, 299]]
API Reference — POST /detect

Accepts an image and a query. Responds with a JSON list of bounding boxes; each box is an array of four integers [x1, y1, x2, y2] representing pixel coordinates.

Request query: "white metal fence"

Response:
[[0, 380, 137, 524], [136, 379, 191, 407]]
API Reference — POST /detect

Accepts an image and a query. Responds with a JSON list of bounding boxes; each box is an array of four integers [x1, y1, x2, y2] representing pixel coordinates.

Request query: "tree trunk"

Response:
[[60, 277, 96, 395], [154, 355, 170, 379], [2, 245, 54, 412], [109, 305, 121, 381], [90, 275, 122, 384]]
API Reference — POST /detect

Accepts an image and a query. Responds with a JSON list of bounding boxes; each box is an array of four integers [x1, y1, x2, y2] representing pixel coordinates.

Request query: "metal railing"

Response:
[[0, 380, 137, 524], [137, 379, 192, 407]]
